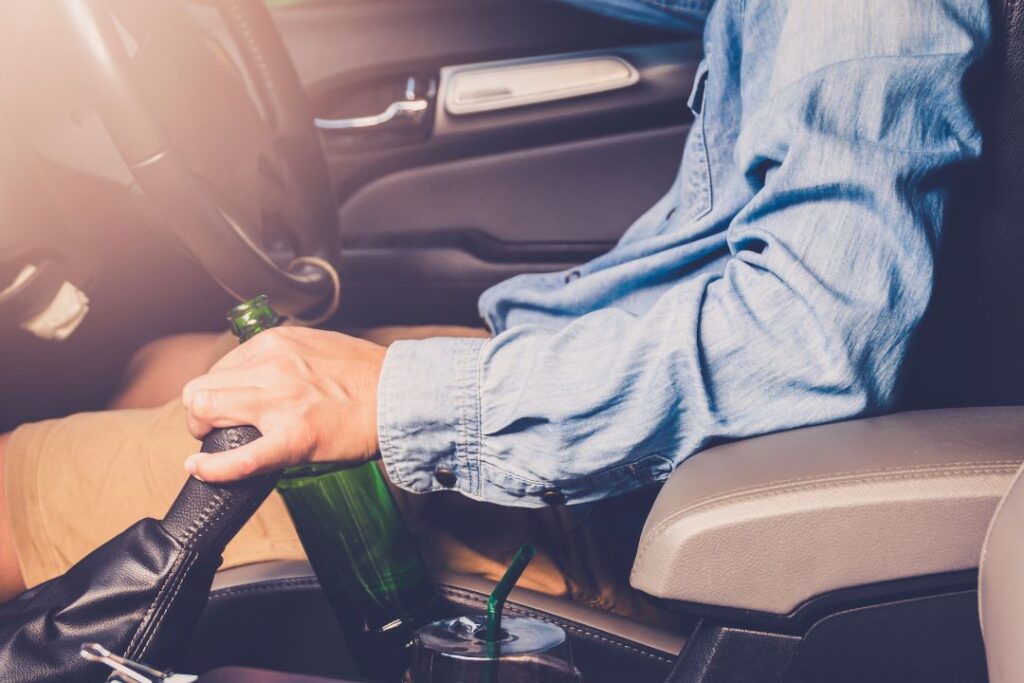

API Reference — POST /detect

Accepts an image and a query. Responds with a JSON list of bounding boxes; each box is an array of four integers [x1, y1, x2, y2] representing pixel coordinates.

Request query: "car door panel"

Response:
[[268, 0, 700, 325], [335, 125, 685, 323], [275, 0, 687, 90]]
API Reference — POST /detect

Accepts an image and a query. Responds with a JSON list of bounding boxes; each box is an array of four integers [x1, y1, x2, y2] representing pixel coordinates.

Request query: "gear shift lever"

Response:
[[0, 419, 278, 682]]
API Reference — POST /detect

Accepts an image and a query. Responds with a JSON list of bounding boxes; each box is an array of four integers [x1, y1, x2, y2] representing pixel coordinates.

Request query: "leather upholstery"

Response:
[[0, 426, 276, 682], [0, 518, 220, 683], [162, 427, 278, 548], [208, 561, 687, 657], [630, 408, 1024, 614], [979, 464, 1024, 683], [188, 562, 687, 683]]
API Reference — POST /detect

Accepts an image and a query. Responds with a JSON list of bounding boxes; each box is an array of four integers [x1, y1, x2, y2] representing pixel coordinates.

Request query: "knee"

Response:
[[125, 334, 189, 376], [128, 332, 225, 372], [112, 332, 226, 410]]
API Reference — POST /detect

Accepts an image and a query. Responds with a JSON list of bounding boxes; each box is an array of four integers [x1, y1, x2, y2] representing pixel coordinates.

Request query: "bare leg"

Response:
[[0, 332, 225, 602], [0, 326, 488, 602], [0, 432, 26, 603], [109, 332, 227, 410]]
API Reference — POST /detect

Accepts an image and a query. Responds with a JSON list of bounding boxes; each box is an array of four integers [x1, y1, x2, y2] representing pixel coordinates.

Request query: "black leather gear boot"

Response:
[[0, 427, 278, 683]]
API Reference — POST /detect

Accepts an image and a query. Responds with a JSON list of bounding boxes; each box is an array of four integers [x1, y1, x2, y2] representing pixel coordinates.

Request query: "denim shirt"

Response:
[[378, 0, 990, 508]]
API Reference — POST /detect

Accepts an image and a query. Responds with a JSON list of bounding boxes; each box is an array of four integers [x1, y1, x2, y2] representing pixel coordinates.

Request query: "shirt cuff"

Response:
[[377, 336, 487, 498]]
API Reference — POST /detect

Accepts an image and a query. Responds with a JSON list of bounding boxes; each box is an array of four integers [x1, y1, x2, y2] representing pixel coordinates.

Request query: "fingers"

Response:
[[183, 366, 258, 407], [207, 341, 260, 374], [185, 429, 291, 483], [176, 325, 379, 482], [207, 326, 299, 374], [183, 386, 265, 438]]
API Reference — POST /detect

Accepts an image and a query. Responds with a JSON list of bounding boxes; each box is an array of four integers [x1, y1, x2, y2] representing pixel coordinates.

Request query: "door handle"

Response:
[[315, 77, 432, 131], [314, 99, 427, 130]]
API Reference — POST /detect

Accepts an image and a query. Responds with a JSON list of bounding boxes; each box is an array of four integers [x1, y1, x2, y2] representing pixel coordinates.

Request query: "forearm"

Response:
[[378, 250, 915, 508], [377, 0, 989, 508]]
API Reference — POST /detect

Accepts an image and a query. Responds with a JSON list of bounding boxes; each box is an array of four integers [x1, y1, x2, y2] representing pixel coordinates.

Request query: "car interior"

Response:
[[2, 0, 1024, 682]]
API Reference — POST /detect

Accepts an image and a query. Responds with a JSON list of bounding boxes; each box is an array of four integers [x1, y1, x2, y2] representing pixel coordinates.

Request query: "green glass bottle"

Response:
[[227, 294, 282, 342], [225, 296, 438, 680]]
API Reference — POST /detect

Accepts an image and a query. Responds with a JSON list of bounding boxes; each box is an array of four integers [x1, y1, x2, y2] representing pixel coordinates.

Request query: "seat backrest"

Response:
[[979, 463, 1024, 683], [901, 0, 1024, 410]]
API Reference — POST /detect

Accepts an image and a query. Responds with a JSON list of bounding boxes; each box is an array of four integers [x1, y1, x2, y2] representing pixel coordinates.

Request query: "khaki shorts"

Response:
[[4, 326, 673, 624]]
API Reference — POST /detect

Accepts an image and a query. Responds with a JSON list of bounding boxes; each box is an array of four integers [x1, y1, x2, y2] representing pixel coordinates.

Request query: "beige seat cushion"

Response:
[[631, 407, 1024, 615]]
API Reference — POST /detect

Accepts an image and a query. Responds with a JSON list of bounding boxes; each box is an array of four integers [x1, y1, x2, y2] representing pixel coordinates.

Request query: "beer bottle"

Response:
[[224, 295, 439, 680]]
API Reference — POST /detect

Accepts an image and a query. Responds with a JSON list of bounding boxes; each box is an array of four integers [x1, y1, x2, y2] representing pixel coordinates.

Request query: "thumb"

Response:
[[185, 429, 291, 483]]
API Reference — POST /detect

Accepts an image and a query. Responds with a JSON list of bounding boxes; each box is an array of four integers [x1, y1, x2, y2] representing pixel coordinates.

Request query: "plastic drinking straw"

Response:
[[486, 543, 537, 644]]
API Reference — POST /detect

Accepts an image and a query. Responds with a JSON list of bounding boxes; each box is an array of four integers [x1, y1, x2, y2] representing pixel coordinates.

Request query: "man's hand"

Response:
[[181, 327, 386, 483]]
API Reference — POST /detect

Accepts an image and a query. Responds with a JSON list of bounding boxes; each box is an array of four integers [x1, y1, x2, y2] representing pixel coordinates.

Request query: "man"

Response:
[[0, 0, 990, 618]]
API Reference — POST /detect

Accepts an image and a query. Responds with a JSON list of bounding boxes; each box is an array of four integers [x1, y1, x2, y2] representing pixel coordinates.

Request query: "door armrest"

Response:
[[630, 408, 1024, 615]]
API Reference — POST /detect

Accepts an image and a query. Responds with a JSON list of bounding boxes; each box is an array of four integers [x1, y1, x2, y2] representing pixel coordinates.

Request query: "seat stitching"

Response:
[[180, 492, 227, 546], [209, 576, 320, 600], [641, 459, 1021, 541], [133, 550, 200, 659], [124, 548, 189, 657], [662, 459, 1022, 515], [635, 463, 1022, 568], [208, 579, 676, 664], [186, 496, 232, 549]]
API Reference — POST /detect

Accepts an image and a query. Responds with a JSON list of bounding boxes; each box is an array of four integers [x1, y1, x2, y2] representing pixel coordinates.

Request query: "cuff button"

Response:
[[540, 488, 566, 505], [434, 467, 457, 488]]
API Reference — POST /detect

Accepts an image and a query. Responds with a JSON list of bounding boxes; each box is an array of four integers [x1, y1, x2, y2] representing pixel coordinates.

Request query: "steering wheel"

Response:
[[56, 0, 340, 319], [0, 5, 344, 675]]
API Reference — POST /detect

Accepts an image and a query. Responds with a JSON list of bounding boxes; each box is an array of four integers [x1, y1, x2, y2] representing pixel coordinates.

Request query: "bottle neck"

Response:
[[236, 323, 270, 344], [227, 295, 281, 344]]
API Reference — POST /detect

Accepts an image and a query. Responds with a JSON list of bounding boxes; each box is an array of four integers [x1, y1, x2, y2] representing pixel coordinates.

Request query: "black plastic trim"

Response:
[[343, 229, 614, 265], [666, 621, 799, 683], [664, 586, 988, 683], [198, 574, 677, 683], [654, 569, 980, 634], [783, 590, 988, 683]]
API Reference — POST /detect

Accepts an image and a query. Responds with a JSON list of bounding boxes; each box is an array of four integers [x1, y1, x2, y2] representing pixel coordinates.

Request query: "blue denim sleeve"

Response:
[[554, 0, 710, 34], [378, 0, 989, 508]]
